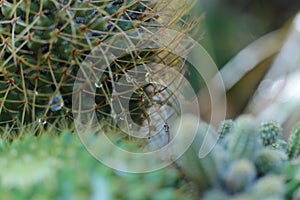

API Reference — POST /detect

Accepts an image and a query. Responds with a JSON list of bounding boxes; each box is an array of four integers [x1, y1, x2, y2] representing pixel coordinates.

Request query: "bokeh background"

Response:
[[190, 0, 300, 139]]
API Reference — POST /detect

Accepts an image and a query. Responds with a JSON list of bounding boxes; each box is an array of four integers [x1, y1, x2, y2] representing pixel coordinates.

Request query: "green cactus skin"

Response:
[[225, 159, 257, 193], [259, 121, 282, 146], [227, 115, 262, 161], [0, 0, 190, 133], [281, 157, 300, 199], [218, 119, 233, 139], [287, 122, 300, 159], [254, 148, 287, 175], [0, 0, 147, 129]]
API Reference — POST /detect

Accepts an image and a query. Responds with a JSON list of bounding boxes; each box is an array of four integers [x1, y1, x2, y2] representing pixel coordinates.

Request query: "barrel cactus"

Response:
[[0, 0, 191, 135], [259, 121, 282, 146]]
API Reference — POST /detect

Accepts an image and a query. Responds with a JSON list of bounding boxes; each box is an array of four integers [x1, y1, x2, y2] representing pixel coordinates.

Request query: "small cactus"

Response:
[[225, 159, 256, 193], [259, 121, 282, 146], [227, 115, 262, 161], [218, 119, 233, 139], [287, 122, 300, 159], [254, 148, 287, 175]]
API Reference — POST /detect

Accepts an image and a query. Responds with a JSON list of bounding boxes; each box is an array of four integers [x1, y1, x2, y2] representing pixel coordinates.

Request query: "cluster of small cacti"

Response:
[[176, 115, 300, 199], [0, 0, 191, 135]]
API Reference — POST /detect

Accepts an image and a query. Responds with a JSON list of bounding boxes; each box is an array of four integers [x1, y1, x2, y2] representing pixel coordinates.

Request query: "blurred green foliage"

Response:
[[0, 131, 192, 200], [192, 0, 300, 67]]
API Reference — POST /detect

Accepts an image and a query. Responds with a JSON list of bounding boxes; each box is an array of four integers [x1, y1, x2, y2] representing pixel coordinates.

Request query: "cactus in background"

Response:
[[0, 0, 191, 134], [217, 119, 233, 150], [259, 121, 282, 146], [249, 175, 285, 199], [254, 148, 287, 175], [227, 115, 262, 161], [218, 119, 233, 139], [175, 115, 222, 193], [281, 157, 300, 199], [225, 159, 256, 193], [287, 122, 300, 159], [182, 116, 300, 199]]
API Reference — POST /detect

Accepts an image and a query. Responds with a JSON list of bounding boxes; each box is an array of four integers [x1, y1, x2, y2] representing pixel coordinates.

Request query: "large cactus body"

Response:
[[0, 1, 143, 128], [0, 0, 190, 133], [287, 122, 300, 159]]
